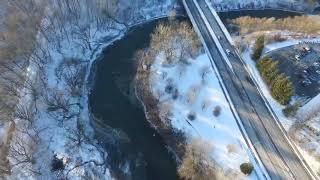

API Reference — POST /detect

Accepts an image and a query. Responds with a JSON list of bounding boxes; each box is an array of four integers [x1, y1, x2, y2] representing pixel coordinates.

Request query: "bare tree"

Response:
[[178, 138, 226, 180], [66, 122, 87, 150], [186, 84, 201, 105], [150, 22, 201, 65], [14, 104, 35, 124], [8, 130, 40, 176], [44, 89, 79, 122], [56, 58, 87, 97], [201, 99, 212, 111]]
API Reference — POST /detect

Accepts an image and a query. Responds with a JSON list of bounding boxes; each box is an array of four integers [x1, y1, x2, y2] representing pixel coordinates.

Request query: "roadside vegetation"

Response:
[[283, 102, 301, 117], [232, 15, 320, 35], [257, 56, 294, 105], [250, 34, 294, 105], [240, 162, 254, 175], [252, 35, 265, 60]]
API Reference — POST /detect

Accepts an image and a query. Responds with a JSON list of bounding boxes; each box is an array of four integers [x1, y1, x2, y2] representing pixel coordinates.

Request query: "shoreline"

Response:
[[134, 51, 186, 162]]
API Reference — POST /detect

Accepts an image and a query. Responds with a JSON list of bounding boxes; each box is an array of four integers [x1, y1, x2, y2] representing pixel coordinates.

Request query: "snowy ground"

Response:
[[150, 52, 258, 179], [241, 40, 320, 175]]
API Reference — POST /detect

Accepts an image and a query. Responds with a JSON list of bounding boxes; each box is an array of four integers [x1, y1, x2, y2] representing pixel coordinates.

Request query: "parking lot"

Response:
[[268, 43, 320, 99]]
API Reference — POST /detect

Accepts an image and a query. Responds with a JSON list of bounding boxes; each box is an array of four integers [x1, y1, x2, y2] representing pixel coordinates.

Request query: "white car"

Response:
[[226, 49, 231, 56]]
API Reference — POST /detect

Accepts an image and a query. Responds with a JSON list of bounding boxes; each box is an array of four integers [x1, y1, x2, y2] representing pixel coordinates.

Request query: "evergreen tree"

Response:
[[257, 57, 294, 105], [257, 57, 279, 85], [252, 35, 265, 60], [271, 74, 294, 105]]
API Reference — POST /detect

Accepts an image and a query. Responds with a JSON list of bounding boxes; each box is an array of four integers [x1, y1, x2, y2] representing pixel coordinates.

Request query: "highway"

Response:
[[183, 0, 315, 179]]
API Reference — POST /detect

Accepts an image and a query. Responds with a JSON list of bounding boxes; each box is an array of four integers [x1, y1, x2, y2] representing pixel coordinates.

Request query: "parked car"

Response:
[[301, 79, 312, 87]]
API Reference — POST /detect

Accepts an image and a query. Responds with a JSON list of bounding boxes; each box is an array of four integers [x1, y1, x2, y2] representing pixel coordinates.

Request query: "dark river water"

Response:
[[89, 18, 179, 180], [88, 10, 300, 180], [218, 9, 301, 20]]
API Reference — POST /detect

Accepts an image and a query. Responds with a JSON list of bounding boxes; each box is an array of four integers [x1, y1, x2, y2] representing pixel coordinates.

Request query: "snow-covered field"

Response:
[[150, 52, 258, 179]]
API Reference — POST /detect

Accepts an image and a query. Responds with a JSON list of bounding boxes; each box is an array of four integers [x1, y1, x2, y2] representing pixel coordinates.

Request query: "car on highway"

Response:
[[226, 49, 231, 56]]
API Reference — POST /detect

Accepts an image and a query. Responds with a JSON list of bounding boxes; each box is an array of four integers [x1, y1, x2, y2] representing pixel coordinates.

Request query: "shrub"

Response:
[[165, 84, 174, 94], [283, 102, 301, 117], [51, 155, 65, 172], [273, 33, 287, 42], [187, 112, 196, 121], [186, 84, 201, 104], [213, 106, 222, 117], [252, 35, 265, 60], [240, 162, 254, 175], [178, 139, 220, 180], [172, 88, 179, 100], [227, 144, 238, 154], [201, 99, 211, 111]]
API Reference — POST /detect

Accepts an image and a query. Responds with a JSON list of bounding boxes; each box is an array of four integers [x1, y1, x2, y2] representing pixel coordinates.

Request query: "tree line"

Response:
[[232, 15, 320, 35]]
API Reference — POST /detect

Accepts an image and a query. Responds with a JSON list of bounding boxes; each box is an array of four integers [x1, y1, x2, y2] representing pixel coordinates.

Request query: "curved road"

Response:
[[183, 0, 316, 179]]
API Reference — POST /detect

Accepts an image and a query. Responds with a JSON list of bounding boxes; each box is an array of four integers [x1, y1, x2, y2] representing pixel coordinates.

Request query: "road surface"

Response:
[[183, 0, 315, 179]]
